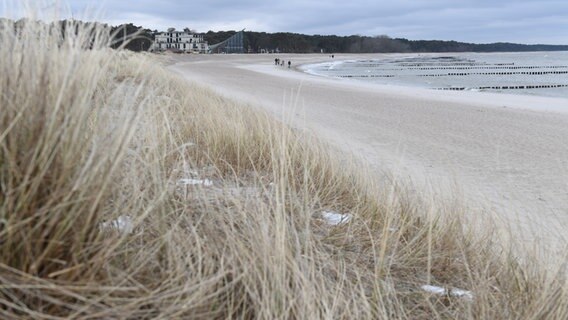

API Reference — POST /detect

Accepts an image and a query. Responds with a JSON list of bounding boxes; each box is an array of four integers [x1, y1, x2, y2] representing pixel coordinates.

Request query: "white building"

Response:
[[152, 28, 209, 53]]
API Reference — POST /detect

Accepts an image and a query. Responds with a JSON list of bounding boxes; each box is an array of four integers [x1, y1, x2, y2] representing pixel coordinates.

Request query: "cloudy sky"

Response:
[[4, 0, 568, 44]]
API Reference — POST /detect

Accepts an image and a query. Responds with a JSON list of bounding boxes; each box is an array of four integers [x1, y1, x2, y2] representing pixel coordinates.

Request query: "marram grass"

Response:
[[1, 19, 568, 319]]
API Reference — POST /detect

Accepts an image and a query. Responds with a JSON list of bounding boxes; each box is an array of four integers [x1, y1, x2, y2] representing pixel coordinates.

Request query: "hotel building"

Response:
[[152, 28, 209, 53]]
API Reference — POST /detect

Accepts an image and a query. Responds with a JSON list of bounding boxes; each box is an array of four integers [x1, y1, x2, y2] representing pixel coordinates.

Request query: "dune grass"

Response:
[[1, 18, 568, 319]]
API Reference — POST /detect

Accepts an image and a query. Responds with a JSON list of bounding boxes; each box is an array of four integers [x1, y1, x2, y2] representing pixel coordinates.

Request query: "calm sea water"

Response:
[[303, 52, 568, 98]]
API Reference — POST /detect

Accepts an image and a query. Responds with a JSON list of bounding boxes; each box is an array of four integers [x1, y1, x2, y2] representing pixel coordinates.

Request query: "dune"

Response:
[[5, 18, 568, 317]]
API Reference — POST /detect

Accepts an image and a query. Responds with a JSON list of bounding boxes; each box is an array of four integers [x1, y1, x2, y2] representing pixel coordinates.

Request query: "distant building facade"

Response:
[[152, 28, 209, 53]]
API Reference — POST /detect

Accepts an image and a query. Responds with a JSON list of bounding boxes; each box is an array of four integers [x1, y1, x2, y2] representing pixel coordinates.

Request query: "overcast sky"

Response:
[[3, 0, 568, 44]]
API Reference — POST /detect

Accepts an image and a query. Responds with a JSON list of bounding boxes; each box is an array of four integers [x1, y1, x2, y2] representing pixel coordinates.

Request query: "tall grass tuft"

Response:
[[1, 16, 568, 319]]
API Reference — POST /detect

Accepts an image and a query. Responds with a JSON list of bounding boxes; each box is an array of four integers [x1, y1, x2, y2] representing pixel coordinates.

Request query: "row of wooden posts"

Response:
[[436, 84, 568, 91], [422, 71, 568, 77], [350, 65, 568, 71], [337, 70, 568, 78]]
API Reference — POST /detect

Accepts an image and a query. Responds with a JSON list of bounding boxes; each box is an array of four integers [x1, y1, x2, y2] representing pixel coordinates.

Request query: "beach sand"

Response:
[[170, 53, 568, 256]]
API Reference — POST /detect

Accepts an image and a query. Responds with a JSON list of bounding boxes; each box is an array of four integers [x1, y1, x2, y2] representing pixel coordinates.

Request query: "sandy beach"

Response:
[[170, 53, 568, 254]]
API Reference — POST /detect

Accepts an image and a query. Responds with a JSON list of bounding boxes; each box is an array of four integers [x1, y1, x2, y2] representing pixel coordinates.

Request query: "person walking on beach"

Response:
[[275, 58, 279, 65], [288, 60, 291, 69]]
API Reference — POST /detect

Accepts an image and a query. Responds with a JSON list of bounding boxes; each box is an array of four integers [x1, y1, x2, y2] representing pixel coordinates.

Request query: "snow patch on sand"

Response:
[[322, 211, 352, 225], [421, 285, 473, 300], [179, 179, 213, 187], [100, 215, 134, 234]]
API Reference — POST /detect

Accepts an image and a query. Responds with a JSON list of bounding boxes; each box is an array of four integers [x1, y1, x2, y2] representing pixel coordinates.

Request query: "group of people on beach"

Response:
[[275, 58, 291, 68]]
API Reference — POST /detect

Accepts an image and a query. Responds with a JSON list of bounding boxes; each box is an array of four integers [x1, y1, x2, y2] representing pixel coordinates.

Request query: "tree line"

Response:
[[4, 19, 567, 53], [206, 31, 568, 53], [88, 22, 568, 53]]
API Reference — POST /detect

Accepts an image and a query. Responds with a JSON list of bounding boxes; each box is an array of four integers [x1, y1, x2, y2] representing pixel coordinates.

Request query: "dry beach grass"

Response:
[[1, 19, 568, 319]]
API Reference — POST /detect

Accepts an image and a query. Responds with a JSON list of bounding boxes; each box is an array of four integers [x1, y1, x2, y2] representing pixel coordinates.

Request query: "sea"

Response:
[[303, 51, 568, 98]]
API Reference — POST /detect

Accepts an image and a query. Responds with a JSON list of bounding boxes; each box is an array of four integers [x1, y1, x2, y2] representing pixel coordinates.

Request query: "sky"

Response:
[[3, 0, 568, 44]]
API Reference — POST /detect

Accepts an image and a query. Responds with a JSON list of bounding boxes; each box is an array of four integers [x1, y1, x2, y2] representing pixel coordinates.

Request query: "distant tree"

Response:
[[110, 23, 154, 52]]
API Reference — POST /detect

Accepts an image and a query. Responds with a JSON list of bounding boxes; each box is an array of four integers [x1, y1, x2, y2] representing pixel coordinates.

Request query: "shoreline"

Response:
[[291, 54, 568, 114], [216, 52, 568, 115], [254, 60, 568, 114], [170, 53, 568, 255], [296, 52, 568, 99]]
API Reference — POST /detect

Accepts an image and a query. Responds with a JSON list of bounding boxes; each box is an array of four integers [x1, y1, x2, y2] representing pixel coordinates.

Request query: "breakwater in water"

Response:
[[303, 52, 568, 98]]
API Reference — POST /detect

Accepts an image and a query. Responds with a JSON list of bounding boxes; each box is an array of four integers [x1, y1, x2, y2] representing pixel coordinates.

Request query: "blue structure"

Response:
[[209, 30, 245, 54]]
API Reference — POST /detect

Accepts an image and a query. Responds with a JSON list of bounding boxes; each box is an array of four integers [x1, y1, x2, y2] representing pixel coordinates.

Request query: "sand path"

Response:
[[170, 53, 568, 254]]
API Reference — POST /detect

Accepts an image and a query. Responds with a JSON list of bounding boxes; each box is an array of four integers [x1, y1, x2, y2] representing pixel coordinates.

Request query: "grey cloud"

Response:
[[4, 0, 567, 44]]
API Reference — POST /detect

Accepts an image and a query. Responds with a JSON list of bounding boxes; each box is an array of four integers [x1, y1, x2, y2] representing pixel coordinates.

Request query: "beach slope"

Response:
[[171, 53, 568, 252]]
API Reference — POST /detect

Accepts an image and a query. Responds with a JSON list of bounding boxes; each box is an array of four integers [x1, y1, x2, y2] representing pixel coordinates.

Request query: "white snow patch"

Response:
[[179, 179, 213, 187], [421, 285, 473, 300], [322, 211, 352, 225], [100, 216, 134, 234]]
